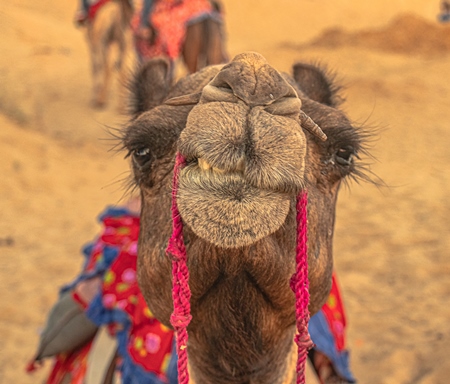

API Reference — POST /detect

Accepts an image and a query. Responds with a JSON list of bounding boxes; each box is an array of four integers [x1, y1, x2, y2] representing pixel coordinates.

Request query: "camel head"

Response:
[[174, 52, 326, 249], [122, 53, 364, 383]]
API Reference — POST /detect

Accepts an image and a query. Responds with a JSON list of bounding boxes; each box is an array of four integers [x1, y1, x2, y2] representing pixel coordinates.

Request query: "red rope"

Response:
[[290, 191, 314, 383], [166, 153, 192, 384], [167, 153, 312, 383]]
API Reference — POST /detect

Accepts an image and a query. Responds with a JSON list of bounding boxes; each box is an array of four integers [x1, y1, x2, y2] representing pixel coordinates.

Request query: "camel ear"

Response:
[[129, 58, 173, 117], [292, 63, 342, 107]]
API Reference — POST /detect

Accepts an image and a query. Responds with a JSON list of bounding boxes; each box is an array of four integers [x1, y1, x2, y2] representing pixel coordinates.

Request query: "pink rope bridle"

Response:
[[166, 152, 313, 384], [166, 153, 191, 384], [290, 191, 314, 383]]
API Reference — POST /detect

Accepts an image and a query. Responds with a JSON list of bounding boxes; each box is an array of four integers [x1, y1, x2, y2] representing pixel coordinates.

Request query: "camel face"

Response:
[[122, 52, 364, 383], [177, 53, 307, 248]]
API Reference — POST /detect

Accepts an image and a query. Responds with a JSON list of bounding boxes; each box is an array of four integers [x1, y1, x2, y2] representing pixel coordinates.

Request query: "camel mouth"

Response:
[[196, 156, 245, 174], [176, 159, 291, 248]]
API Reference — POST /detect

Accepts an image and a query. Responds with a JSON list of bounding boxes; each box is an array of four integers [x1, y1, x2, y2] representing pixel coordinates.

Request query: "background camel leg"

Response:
[[183, 22, 203, 73], [115, 30, 135, 114], [205, 18, 228, 66], [90, 42, 110, 109]]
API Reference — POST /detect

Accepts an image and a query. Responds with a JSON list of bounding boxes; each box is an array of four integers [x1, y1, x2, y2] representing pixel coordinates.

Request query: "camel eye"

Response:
[[133, 147, 151, 167], [335, 146, 354, 166]]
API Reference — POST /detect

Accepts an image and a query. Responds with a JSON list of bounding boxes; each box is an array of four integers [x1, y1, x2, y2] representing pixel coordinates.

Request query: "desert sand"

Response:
[[1, 1, 450, 383]]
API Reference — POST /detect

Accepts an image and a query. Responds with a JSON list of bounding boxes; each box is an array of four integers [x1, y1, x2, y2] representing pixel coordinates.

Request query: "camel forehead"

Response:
[[209, 52, 298, 106]]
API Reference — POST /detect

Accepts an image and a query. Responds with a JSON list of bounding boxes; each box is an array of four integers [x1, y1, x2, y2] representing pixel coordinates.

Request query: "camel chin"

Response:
[[177, 164, 291, 248]]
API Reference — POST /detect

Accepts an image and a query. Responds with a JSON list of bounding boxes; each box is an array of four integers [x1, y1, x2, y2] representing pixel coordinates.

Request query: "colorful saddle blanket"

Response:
[[133, 0, 219, 60], [47, 207, 176, 384], [309, 274, 356, 382]]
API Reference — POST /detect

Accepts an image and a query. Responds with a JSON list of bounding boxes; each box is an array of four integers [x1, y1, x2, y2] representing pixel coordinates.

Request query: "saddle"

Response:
[[133, 0, 218, 60]]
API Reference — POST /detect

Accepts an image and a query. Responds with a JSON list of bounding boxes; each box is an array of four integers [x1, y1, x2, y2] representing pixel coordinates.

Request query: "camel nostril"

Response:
[[201, 84, 237, 103], [218, 82, 233, 92]]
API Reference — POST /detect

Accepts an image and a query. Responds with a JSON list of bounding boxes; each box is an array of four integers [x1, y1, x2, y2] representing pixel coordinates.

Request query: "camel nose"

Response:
[[208, 52, 299, 107]]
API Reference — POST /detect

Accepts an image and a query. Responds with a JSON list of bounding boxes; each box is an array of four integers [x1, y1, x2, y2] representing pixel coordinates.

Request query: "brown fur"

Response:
[[122, 52, 365, 383], [182, 12, 228, 74]]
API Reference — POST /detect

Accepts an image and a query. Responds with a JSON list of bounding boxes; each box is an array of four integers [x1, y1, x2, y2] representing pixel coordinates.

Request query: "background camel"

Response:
[[85, 0, 227, 109], [122, 52, 366, 383]]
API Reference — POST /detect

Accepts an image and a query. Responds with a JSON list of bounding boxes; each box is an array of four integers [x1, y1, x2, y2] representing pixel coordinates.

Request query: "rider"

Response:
[[136, 0, 156, 41], [438, 0, 450, 22]]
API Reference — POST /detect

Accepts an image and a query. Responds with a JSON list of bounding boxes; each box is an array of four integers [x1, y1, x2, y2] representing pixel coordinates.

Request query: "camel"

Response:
[[85, 0, 227, 110], [121, 52, 365, 383], [85, 0, 135, 109]]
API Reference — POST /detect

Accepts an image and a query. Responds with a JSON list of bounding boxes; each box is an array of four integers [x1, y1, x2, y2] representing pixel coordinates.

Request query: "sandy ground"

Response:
[[1, 1, 450, 383]]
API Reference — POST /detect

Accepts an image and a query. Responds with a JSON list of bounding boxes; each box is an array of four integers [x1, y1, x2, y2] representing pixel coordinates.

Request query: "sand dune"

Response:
[[308, 13, 450, 56]]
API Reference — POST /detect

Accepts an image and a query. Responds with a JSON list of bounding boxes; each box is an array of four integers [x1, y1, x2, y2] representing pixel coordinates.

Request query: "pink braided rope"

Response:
[[290, 191, 314, 383], [166, 152, 192, 384], [166, 152, 312, 383]]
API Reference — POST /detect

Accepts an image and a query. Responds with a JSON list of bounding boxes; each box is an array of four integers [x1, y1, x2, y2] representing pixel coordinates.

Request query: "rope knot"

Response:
[[166, 238, 185, 261], [294, 329, 314, 351], [170, 313, 193, 329], [289, 273, 305, 292]]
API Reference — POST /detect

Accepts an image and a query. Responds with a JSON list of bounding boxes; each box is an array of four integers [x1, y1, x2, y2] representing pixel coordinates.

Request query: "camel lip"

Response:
[[180, 160, 305, 198], [177, 164, 292, 248], [180, 146, 306, 195], [180, 162, 279, 197], [180, 163, 256, 197]]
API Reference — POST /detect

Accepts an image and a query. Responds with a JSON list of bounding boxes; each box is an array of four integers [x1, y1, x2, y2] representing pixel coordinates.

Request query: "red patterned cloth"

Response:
[[133, 0, 213, 60], [43, 207, 174, 383], [321, 273, 347, 352], [46, 342, 92, 384], [127, 294, 174, 374], [98, 239, 174, 377], [308, 273, 356, 382]]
